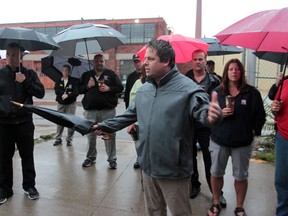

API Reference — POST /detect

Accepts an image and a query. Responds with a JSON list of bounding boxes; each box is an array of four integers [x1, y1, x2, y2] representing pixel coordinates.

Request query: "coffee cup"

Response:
[[226, 95, 235, 108], [98, 80, 104, 87]]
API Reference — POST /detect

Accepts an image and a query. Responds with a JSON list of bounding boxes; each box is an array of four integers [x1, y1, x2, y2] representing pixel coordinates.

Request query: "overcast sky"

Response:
[[1, 0, 287, 37]]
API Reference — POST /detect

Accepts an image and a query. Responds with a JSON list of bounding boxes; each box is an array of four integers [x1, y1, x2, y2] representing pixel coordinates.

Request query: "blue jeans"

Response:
[[275, 132, 288, 216]]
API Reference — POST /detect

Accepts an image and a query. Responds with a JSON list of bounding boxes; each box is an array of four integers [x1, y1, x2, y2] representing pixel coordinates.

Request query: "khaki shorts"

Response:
[[209, 139, 253, 181]]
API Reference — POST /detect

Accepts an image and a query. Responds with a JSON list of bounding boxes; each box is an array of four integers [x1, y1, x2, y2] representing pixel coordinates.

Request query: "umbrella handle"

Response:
[[100, 132, 111, 140], [10, 101, 23, 107]]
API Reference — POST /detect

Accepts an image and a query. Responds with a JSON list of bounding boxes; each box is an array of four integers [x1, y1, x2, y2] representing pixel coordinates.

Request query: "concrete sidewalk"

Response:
[[0, 90, 277, 215]]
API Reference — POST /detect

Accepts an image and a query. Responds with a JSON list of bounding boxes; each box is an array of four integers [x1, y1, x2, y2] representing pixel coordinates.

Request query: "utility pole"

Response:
[[195, 0, 202, 38]]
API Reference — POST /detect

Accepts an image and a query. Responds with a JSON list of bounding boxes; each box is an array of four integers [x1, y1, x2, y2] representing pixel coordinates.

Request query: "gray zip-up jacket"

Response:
[[99, 66, 213, 179]]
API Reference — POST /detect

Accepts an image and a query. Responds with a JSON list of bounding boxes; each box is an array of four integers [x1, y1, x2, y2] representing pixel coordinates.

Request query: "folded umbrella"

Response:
[[11, 101, 110, 139]]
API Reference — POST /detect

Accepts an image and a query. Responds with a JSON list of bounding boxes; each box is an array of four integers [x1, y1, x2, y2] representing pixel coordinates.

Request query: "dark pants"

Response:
[[0, 122, 36, 198], [191, 127, 212, 192]]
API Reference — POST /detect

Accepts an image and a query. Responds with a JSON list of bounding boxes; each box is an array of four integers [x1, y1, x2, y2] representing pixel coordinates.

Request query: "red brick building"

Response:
[[0, 18, 177, 88]]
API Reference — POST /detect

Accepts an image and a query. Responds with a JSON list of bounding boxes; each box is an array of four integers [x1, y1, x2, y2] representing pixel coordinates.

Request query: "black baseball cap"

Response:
[[132, 54, 140, 61]]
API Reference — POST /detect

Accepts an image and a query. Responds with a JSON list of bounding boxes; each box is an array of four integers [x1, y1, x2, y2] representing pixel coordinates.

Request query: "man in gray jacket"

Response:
[[92, 39, 222, 215]]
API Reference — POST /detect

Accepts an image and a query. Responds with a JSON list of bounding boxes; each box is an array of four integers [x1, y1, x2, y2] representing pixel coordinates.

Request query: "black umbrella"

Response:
[[253, 50, 288, 100], [199, 37, 242, 56], [41, 56, 92, 82], [0, 27, 59, 51], [11, 101, 110, 139], [253, 51, 287, 65]]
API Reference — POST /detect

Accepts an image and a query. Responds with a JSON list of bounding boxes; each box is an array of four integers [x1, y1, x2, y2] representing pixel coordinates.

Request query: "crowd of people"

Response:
[[1, 39, 284, 216]]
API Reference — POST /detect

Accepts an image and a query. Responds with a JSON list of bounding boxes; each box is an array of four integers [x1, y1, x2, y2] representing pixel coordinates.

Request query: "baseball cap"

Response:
[[132, 54, 140, 61]]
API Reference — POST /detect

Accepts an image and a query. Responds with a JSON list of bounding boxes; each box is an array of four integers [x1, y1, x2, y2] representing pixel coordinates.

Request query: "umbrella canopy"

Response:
[[137, 34, 209, 63], [199, 37, 242, 56], [41, 56, 92, 82], [51, 23, 127, 57], [214, 7, 288, 53], [253, 51, 287, 65], [0, 27, 59, 51], [11, 101, 110, 139]]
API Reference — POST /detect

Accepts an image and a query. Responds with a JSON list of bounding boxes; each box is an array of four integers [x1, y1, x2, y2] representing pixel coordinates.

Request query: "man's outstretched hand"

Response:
[[208, 91, 222, 125], [92, 124, 101, 134], [91, 124, 111, 140]]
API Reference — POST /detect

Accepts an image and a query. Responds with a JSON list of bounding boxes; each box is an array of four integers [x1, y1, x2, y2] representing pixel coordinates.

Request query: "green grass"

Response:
[[252, 98, 276, 163], [254, 150, 275, 163], [34, 133, 55, 144]]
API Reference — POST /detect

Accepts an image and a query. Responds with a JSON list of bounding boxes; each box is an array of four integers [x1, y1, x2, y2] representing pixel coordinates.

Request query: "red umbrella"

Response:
[[137, 34, 209, 63], [214, 7, 288, 53], [215, 7, 288, 100]]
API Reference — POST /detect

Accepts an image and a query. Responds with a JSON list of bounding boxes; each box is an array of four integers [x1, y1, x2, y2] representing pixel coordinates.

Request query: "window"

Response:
[[33, 26, 66, 37], [121, 23, 154, 44], [119, 60, 135, 81]]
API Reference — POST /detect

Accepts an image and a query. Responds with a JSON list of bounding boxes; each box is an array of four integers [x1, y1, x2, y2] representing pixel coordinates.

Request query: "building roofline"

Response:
[[0, 17, 165, 26]]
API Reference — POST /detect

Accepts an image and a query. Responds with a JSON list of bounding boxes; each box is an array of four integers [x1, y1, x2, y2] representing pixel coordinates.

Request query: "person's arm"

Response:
[[207, 91, 222, 125], [67, 78, 79, 98], [268, 72, 283, 100], [129, 79, 141, 105], [54, 79, 64, 97], [92, 103, 137, 134], [253, 90, 266, 136], [78, 72, 91, 94], [271, 99, 282, 116], [106, 70, 124, 94], [21, 69, 45, 99], [124, 74, 133, 108], [191, 87, 222, 127], [268, 84, 279, 100]]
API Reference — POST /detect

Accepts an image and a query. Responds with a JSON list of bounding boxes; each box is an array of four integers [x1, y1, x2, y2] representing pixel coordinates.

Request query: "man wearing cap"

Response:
[[124, 54, 142, 169], [124, 54, 142, 109]]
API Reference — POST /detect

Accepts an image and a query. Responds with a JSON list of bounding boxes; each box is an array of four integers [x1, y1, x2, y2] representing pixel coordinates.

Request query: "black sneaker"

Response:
[[53, 140, 62, 146], [82, 159, 95, 167], [109, 161, 117, 169], [133, 161, 140, 169], [67, 141, 72, 146], [24, 186, 39, 200], [0, 197, 7, 204]]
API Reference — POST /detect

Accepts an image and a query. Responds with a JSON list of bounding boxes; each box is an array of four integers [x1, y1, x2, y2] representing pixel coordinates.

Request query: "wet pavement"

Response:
[[0, 90, 277, 215]]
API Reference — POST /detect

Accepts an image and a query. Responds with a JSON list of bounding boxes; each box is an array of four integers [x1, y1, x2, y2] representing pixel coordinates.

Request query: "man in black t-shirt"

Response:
[[124, 54, 142, 109], [185, 50, 226, 208]]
